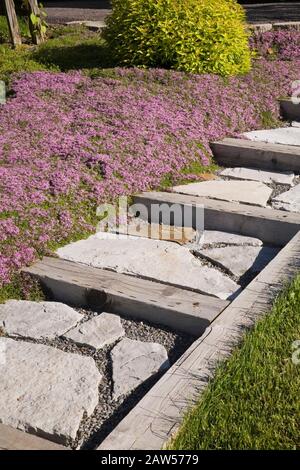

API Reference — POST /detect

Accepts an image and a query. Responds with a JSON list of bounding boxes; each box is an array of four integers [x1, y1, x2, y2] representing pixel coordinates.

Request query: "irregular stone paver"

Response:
[[195, 230, 263, 248], [0, 338, 101, 444], [272, 184, 300, 213], [199, 245, 280, 278], [111, 219, 196, 245], [65, 312, 125, 350], [220, 167, 294, 186], [0, 301, 83, 340], [172, 180, 272, 207], [244, 127, 300, 146], [57, 233, 240, 300], [111, 338, 169, 399]]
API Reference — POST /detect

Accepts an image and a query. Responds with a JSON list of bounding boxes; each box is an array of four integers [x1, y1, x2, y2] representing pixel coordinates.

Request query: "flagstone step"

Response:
[[111, 338, 169, 399], [0, 338, 101, 445], [211, 137, 300, 172], [243, 127, 300, 146], [172, 180, 272, 207], [64, 312, 125, 350], [195, 245, 280, 279], [219, 167, 295, 186], [280, 98, 300, 122], [0, 300, 82, 340], [272, 183, 300, 213], [56, 233, 240, 300]]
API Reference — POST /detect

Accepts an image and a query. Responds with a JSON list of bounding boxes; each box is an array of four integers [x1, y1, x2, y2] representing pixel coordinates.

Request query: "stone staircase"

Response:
[[1, 98, 300, 450]]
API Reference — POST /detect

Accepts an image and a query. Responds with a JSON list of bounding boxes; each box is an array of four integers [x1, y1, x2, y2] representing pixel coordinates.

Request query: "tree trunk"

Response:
[[4, 0, 22, 47], [27, 0, 45, 45]]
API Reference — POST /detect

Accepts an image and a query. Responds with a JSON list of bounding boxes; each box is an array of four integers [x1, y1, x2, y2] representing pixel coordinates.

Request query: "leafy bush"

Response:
[[104, 0, 251, 75]]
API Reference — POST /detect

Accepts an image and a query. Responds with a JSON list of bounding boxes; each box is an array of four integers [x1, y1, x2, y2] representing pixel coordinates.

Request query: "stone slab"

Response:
[[172, 180, 272, 207], [0, 301, 82, 340], [65, 312, 125, 350], [198, 245, 280, 278], [243, 127, 300, 147], [195, 230, 263, 248], [57, 233, 240, 300], [272, 184, 300, 213], [111, 338, 169, 399], [220, 167, 294, 186], [0, 338, 101, 444]]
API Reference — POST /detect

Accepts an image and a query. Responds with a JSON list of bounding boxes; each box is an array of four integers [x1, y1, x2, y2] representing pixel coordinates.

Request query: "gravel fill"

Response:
[[5, 307, 194, 450]]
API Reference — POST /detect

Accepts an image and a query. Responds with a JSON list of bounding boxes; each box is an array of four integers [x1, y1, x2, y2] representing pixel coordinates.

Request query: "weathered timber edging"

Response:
[[211, 138, 300, 172], [23, 257, 229, 336], [280, 98, 300, 122], [0, 424, 67, 450], [133, 191, 300, 246], [98, 230, 300, 450]]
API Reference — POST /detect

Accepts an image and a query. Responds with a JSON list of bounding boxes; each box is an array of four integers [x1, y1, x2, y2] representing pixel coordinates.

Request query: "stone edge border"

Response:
[[98, 230, 300, 450]]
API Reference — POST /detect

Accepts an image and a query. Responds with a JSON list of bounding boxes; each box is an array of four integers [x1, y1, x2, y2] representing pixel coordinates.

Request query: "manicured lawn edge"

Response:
[[169, 275, 300, 450]]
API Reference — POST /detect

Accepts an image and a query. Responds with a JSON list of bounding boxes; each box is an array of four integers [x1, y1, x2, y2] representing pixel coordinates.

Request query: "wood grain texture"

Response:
[[4, 0, 22, 46], [0, 424, 67, 450], [24, 257, 229, 335], [133, 191, 300, 246], [211, 137, 300, 172], [98, 231, 300, 450]]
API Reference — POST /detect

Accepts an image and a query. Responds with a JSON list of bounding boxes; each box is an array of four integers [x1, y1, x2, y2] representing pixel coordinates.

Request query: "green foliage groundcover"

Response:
[[104, 0, 251, 75], [170, 276, 300, 450]]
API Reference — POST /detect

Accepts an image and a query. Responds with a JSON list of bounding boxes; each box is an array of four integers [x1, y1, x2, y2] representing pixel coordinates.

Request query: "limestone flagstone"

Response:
[[57, 232, 240, 300], [172, 180, 272, 207], [220, 167, 294, 186], [0, 338, 101, 444], [0, 300, 83, 340], [195, 230, 263, 248], [244, 127, 300, 146], [198, 245, 280, 278], [271, 184, 300, 213], [111, 338, 169, 399], [65, 312, 125, 350]]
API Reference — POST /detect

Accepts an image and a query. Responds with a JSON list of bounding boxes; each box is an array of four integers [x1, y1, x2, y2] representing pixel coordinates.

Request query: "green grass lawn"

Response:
[[169, 276, 300, 450]]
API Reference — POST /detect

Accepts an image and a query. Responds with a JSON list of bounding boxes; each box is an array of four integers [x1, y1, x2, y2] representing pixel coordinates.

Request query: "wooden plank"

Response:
[[0, 424, 67, 450], [280, 98, 300, 122], [210, 137, 300, 172], [133, 191, 300, 246], [27, 0, 45, 45], [4, 0, 22, 47], [98, 230, 300, 450], [23, 257, 229, 336]]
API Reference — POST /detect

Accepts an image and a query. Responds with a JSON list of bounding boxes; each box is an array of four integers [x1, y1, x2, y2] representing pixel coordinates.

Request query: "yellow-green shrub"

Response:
[[104, 0, 251, 76]]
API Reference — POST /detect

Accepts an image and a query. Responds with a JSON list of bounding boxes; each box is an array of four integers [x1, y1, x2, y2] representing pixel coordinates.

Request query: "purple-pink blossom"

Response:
[[0, 60, 300, 286]]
